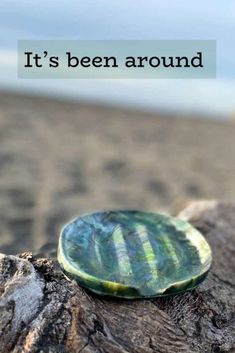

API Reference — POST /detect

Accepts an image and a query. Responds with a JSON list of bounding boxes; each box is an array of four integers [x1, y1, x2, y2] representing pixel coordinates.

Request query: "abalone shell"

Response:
[[58, 211, 212, 298]]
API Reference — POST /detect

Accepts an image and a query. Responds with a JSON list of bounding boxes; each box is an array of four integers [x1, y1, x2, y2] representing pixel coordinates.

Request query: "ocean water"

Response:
[[0, 0, 235, 118]]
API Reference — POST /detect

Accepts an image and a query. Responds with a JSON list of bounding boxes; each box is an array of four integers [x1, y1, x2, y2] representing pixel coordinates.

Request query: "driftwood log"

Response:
[[0, 201, 234, 353]]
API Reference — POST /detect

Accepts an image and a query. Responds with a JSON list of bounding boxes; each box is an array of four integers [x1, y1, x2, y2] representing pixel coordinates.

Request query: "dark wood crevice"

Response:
[[0, 201, 234, 353]]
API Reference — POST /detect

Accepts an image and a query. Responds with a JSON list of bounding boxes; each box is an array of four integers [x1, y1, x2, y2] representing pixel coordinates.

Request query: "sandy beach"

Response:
[[0, 91, 235, 254]]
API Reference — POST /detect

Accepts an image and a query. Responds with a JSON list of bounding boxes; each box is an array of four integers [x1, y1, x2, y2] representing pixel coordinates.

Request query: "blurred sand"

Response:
[[0, 91, 235, 254]]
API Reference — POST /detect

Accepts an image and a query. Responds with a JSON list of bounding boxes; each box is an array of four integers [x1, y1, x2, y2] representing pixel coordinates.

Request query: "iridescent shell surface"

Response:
[[58, 211, 212, 298]]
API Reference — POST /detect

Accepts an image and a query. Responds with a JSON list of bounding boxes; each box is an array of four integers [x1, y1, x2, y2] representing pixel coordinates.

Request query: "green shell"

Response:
[[58, 210, 212, 298]]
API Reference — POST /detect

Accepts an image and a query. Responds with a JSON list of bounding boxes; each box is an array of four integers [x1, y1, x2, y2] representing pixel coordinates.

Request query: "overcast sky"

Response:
[[0, 0, 235, 117]]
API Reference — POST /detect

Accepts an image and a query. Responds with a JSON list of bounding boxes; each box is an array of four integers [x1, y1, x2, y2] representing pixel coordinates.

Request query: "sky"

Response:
[[0, 0, 235, 117]]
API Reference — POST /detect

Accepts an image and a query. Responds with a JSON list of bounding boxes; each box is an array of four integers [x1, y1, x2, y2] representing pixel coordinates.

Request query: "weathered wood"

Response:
[[0, 201, 234, 353]]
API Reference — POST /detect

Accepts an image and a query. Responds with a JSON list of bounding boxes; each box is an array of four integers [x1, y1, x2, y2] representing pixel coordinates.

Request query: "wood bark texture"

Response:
[[0, 201, 234, 353]]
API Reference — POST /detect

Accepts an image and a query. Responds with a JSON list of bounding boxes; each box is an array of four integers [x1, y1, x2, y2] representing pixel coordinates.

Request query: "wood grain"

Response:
[[0, 201, 234, 353]]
